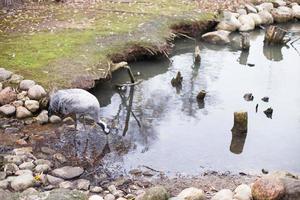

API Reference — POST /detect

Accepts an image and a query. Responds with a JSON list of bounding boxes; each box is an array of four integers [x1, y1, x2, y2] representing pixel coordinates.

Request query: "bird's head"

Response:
[[97, 121, 110, 135]]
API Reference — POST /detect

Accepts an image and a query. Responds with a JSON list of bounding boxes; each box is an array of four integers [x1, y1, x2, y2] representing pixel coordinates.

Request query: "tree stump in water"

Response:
[[231, 111, 248, 133], [264, 25, 288, 45], [171, 71, 183, 87], [194, 46, 201, 64], [196, 90, 206, 102]]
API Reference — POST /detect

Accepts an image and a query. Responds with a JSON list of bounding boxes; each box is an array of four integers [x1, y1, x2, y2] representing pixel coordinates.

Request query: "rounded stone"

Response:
[[19, 80, 36, 91], [0, 87, 17, 105], [0, 104, 16, 116], [24, 100, 40, 113], [252, 177, 285, 200], [16, 106, 32, 119], [28, 85, 46, 100], [51, 166, 84, 180], [177, 187, 205, 200]]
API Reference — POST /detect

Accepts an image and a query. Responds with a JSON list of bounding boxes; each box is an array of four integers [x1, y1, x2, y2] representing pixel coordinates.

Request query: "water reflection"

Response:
[[263, 43, 284, 61], [230, 131, 247, 154]]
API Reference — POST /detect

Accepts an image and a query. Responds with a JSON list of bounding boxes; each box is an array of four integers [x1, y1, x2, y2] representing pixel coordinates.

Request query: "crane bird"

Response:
[[49, 89, 110, 134]]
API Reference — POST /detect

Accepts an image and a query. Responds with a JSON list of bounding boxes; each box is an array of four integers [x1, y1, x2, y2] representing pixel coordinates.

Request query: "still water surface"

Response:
[[90, 23, 300, 175]]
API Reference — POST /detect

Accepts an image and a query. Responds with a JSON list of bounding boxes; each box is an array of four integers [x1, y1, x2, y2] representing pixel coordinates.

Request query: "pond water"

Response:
[[90, 23, 300, 175]]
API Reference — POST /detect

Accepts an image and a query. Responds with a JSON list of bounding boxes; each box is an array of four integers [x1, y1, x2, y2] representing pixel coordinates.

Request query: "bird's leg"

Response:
[[82, 115, 87, 130], [75, 114, 80, 130]]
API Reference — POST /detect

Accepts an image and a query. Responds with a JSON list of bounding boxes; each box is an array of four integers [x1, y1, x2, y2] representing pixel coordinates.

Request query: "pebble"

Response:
[[36, 110, 49, 124], [24, 100, 40, 112], [233, 184, 252, 200], [53, 153, 67, 163], [0, 104, 16, 116], [19, 161, 35, 170], [11, 173, 35, 191], [90, 195, 104, 200], [28, 85, 47, 100], [90, 186, 103, 193], [46, 174, 64, 185], [4, 163, 19, 175], [108, 185, 118, 195], [59, 181, 74, 189], [15, 169, 33, 176], [104, 194, 116, 200], [34, 159, 52, 167], [76, 179, 90, 190], [16, 106, 32, 119], [35, 164, 51, 173], [50, 115, 62, 124], [20, 80, 36, 91], [51, 166, 84, 179], [211, 189, 233, 200]]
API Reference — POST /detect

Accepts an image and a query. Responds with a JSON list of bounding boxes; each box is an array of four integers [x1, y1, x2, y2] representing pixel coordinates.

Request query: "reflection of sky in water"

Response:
[[92, 23, 300, 175]]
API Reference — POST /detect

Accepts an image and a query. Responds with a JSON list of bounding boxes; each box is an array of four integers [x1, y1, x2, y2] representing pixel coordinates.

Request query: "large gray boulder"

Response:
[[259, 10, 274, 24], [0, 87, 17, 105], [271, 6, 293, 23], [28, 85, 46, 100], [10, 173, 35, 191], [24, 100, 40, 113], [16, 106, 32, 119], [19, 80, 36, 91], [0, 68, 13, 81], [51, 166, 84, 180], [136, 186, 169, 200], [0, 104, 16, 116], [238, 14, 255, 32], [217, 13, 241, 32], [201, 30, 230, 45]]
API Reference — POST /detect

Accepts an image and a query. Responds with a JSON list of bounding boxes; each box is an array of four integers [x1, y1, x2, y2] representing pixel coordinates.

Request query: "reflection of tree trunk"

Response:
[[230, 130, 247, 154], [123, 86, 135, 136]]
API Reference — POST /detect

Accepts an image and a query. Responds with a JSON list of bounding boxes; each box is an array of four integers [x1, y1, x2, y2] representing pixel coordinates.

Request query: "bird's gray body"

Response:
[[49, 89, 109, 134], [49, 89, 101, 121]]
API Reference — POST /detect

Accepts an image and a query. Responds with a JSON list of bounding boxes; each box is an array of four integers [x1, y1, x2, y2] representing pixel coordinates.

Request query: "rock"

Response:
[[16, 106, 32, 119], [76, 179, 90, 190], [12, 100, 23, 107], [53, 153, 67, 163], [0, 180, 9, 189], [252, 176, 285, 200], [256, 2, 274, 12], [63, 117, 75, 124], [9, 74, 23, 84], [217, 12, 241, 32], [0, 104, 16, 116], [212, 189, 233, 200], [10, 173, 35, 191], [50, 115, 62, 124], [13, 147, 33, 155], [90, 195, 104, 200], [117, 198, 126, 200], [19, 161, 35, 170], [4, 155, 24, 165], [46, 188, 87, 200], [15, 169, 33, 176], [271, 6, 293, 23], [243, 93, 254, 101], [259, 10, 274, 24], [202, 30, 230, 45], [264, 107, 273, 118], [292, 4, 300, 19], [237, 9, 247, 15], [36, 110, 48, 124], [19, 80, 36, 91], [105, 194, 116, 200], [46, 174, 64, 185], [59, 181, 74, 189], [17, 91, 27, 100], [238, 14, 255, 32], [0, 172, 6, 180], [34, 159, 52, 166], [27, 85, 46, 100], [108, 185, 118, 195], [90, 186, 103, 193], [0, 87, 17, 105], [136, 186, 169, 200], [35, 164, 51, 173], [24, 100, 40, 113], [4, 163, 19, 176], [262, 169, 269, 174], [233, 184, 251, 200], [273, 0, 286, 7], [0, 68, 13, 81], [248, 13, 263, 26], [41, 146, 56, 154], [52, 166, 84, 179], [177, 187, 205, 200], [245, 4, 257, 13]]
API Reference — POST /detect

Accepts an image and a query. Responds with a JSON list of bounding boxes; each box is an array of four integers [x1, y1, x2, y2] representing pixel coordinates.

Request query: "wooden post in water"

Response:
[[124, 66, 136, 83], [231, 111, 248, 133], [264, 25, 288, 45], [241, 33, 250, 50]]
